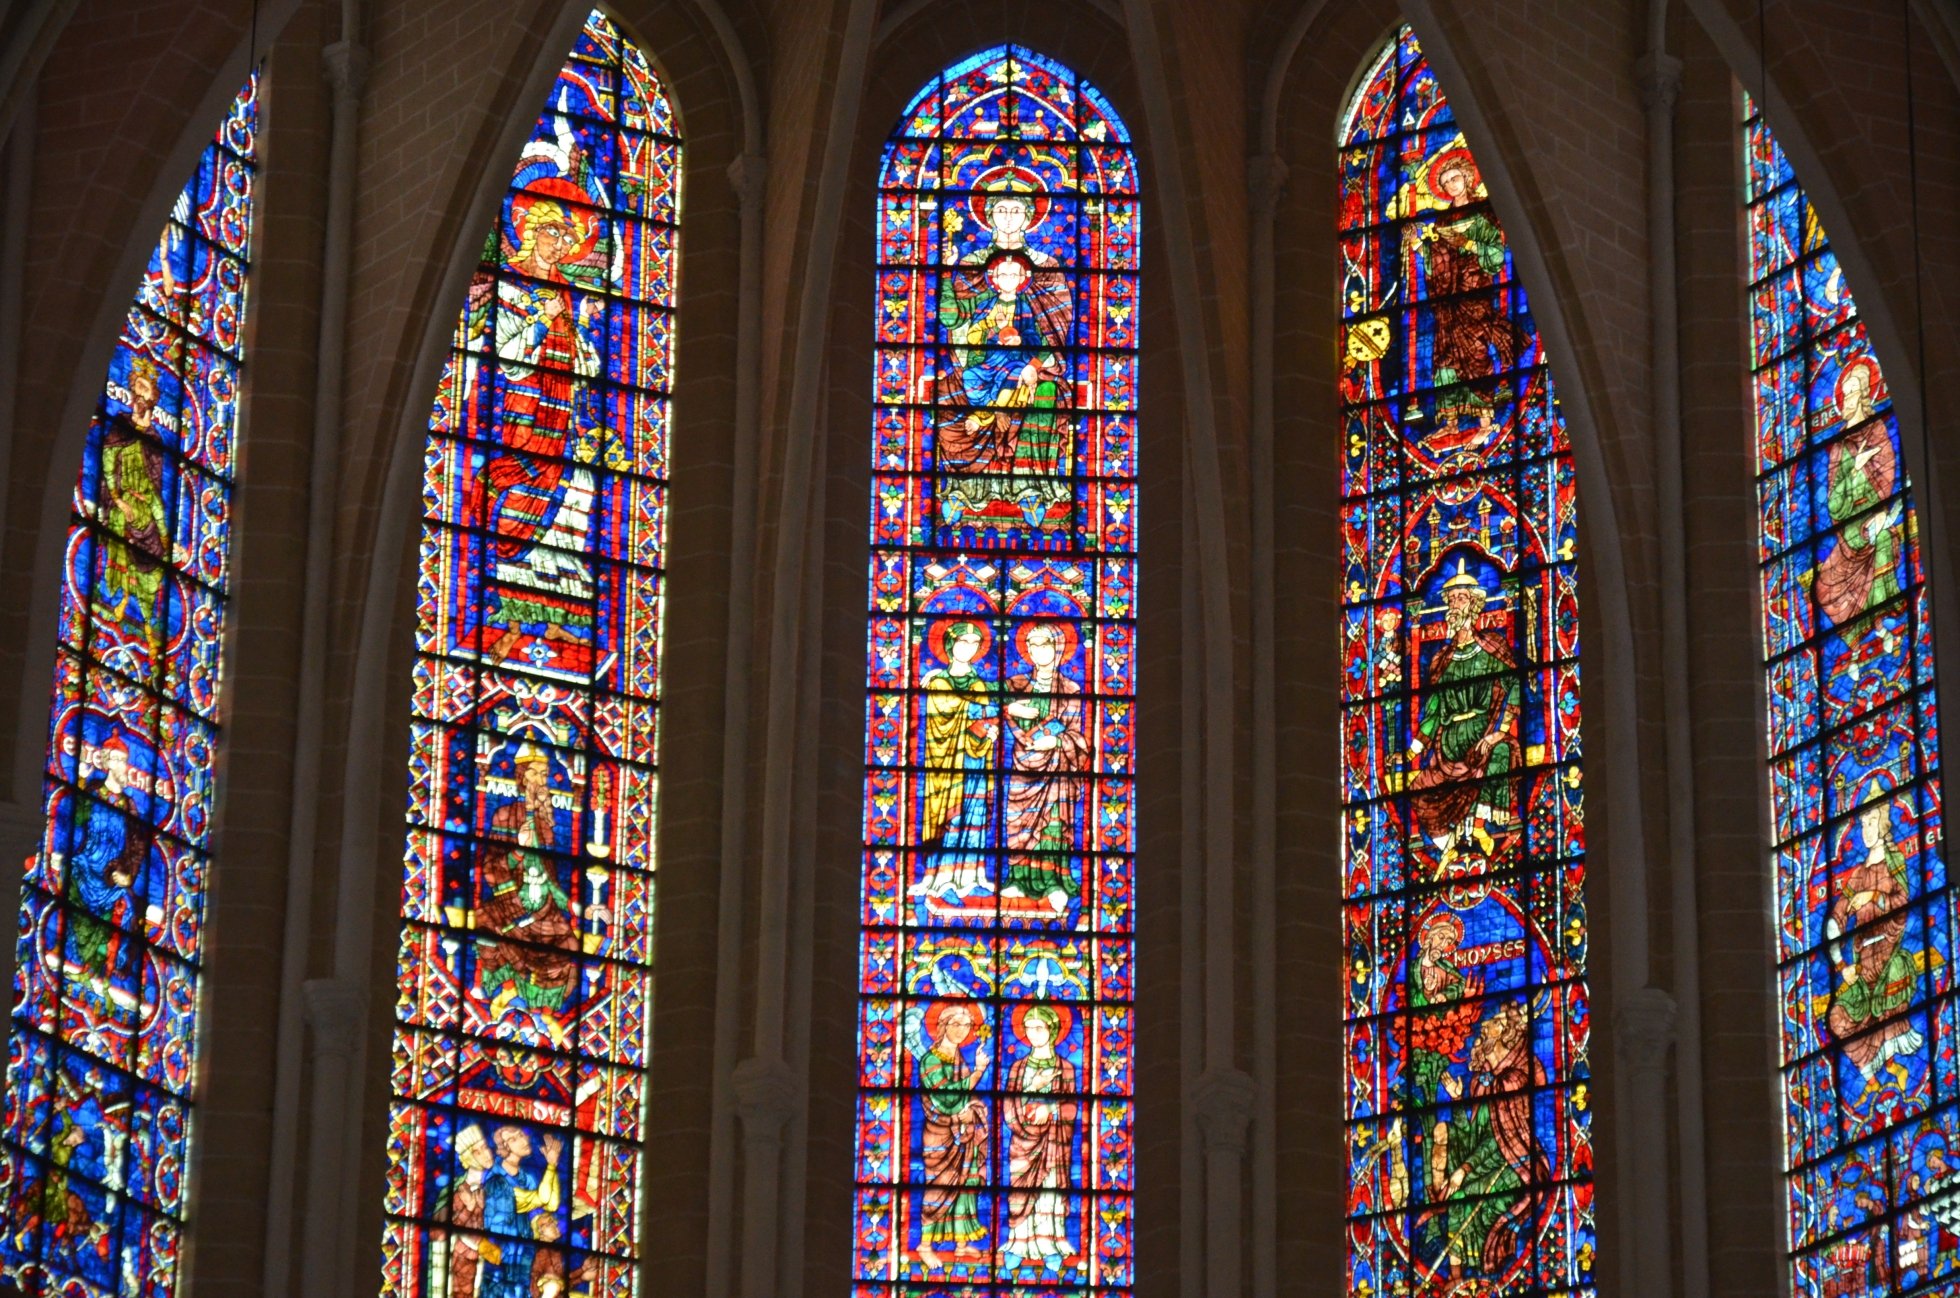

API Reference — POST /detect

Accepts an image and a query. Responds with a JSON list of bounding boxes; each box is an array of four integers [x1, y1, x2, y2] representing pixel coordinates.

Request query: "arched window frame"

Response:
[[0, 73, 259, 1297], [852, 42, 1141, 1296], [1336, 26, 1593, 1298], [1742, 90, 1955, 1297], [379, 11, 679, 1295]]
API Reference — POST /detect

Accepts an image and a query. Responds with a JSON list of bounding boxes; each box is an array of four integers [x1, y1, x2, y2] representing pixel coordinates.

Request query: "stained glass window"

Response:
[[0, 74, 257, 1298], [1744, 94, 1957, 1296], [1337, 28, 1592, 1297], [852, 43, 1139, 1296], [378, 12, 675, 1297]]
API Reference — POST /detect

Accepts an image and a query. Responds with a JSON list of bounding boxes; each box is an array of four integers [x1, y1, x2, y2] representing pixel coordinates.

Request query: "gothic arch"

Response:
[[281, 4, 757, 1294], [782, 9, 1205, 1294], [1257, 1, 1665, 1290], [6, 0, 305, 852]]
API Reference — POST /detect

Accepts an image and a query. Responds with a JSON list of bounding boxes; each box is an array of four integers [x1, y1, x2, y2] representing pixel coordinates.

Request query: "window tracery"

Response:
[[1, 73, 259, 1298], [1338, 28, 1593, 1296], [853, 43, 1139, 1295], [381, 14, 677, 1296], [1744, 92, 1955, 1296]]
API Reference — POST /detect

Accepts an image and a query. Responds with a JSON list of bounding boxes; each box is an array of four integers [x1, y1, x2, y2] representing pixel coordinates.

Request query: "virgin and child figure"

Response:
[[931, 188, 1075, 532], [1406, 562, 1519, 864], [903, 1001, 991, 1271]]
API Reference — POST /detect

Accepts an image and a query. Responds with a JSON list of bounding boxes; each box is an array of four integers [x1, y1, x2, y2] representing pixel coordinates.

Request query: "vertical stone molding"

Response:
[[1637, 31, 1707, 1298], [272, 28, 369, 1297], [731, 1053, 803, 1298], [1245, 148, 1287, 1298], [1194, 1066, 1255, 1298]]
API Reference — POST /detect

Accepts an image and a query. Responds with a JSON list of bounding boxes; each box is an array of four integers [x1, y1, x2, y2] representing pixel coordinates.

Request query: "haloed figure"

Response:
[[904, 1001, 991, 1270], [1407, 563, 1519, 861], [1826, 795, 1921, 1095], [1003, 623, 1089, 916], [96, 358, 170, 651], [914, 622, 1000, 903], [1815, 357, 1904, 626], [1002, 1004, 1079, 1271]]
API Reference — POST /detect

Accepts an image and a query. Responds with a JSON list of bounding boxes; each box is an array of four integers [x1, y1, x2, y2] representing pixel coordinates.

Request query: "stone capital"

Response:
[[322, 40, 371, 101], [1246, 153, 1289, 217], [1635, 51, 1684, 115], [1192, 1066, 1257, 1155], [1613, 985, 1678, 1077], [727, 154, 769, 209], [302, 978, 364, 1062], [731, 1054, 800, 1141]]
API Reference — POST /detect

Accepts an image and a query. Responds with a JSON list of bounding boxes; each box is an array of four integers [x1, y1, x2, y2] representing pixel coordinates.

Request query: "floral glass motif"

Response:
[[0, 75, 256, 1298], [378, 13, 675, 1298], [1744, 95, 1957, 1297], [1337, 29, 1593, 1297], [854, 44, 1139, 1296]]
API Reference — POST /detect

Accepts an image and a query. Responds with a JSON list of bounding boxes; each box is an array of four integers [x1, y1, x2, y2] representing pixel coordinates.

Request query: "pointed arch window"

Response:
[[853, 44, 1139, 1294], [1744, 94, 1954, 1296], [381, 12, 677, 1295], [1337, 27, 1592, 1296], [0, 74, 258, 1296]]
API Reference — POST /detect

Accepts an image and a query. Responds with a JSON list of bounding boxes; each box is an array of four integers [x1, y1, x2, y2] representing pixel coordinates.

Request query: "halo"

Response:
[[511, 178, 601, 262], [1424, 146, 1482, 205], [1011, 1001, 1074, 1043], [966, 164, 1052, 230], [931, 616, 994, 663], [1418, 908, 1465, 947], [1014, 619, 1079, 664], [1836, 353, 1884, 407], [923, 999, 984, 1044]]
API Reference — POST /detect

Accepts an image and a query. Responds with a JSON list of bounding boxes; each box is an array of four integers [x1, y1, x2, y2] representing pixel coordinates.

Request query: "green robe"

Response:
[[1411, 634, 1518, 838], [1822, 433, 1901, 617], [917, 1047, 988, 1248], [98, 424, 169, 625]]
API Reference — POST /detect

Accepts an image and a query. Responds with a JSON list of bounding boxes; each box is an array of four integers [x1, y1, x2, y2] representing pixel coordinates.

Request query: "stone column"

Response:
[[286, 23, 369, 1298], [1615, 985, 1679, 1297], [1195, 1066, 1257, 1298], [1245, 149, 1288, 1298]]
